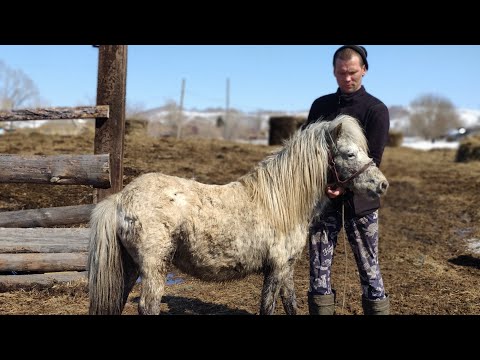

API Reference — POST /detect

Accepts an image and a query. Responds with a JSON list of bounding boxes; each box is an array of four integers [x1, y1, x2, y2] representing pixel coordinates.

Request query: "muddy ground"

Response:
[[0, 123, 479, 315]]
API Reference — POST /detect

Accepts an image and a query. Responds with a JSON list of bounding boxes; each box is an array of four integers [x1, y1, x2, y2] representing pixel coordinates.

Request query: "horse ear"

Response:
[[331, 123, 343, 142]]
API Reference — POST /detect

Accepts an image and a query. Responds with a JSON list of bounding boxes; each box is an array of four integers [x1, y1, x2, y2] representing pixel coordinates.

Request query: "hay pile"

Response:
[[455, 135, 480, 162], [387, 130, 404, 147], [268, 116, 306, 145], [125, 118, 148, 136]]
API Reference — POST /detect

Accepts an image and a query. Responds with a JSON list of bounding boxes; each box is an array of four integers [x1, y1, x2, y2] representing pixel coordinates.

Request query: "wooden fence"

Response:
[[0, 45, 127, 290]]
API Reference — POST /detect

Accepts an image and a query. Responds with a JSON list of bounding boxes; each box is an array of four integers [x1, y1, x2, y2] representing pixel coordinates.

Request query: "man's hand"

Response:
[[326, 185, 345, 199]]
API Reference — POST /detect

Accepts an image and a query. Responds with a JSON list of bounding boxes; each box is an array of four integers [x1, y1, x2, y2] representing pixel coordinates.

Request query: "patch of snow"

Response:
[[458, 108, 480, 127], [466, 238, 480, 254], [401, 137, 459, 150]]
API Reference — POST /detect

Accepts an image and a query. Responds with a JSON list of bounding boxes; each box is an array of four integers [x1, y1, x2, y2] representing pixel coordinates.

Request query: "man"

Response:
[[302, 45, 390, 315]]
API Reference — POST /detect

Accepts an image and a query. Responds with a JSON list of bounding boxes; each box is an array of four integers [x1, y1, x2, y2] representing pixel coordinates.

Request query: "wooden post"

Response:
[[94, 45, 128, 203]]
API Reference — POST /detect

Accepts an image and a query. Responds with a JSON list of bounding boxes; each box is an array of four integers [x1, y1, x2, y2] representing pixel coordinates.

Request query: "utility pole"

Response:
[[177, 78, 185, 139], [224, 77, 230, 139]]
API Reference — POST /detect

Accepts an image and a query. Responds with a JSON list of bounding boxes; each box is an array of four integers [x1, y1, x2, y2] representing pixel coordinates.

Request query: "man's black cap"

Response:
[[333, 45, 368, 70]]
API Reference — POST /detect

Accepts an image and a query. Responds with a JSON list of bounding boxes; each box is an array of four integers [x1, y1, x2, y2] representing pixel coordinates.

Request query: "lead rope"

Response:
[[341, 201, 348, 312]]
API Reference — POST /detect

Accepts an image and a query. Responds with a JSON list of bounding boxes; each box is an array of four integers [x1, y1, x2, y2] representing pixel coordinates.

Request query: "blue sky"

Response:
[[0, 45, 478, 113]]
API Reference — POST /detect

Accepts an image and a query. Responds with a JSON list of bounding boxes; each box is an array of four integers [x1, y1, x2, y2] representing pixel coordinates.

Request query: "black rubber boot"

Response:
[[308, 291, 336, 315], [362, 294, 390, 315]]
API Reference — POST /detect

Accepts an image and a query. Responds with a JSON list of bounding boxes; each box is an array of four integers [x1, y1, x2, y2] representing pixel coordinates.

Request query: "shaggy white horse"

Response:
[[88, 114, 389, 315]]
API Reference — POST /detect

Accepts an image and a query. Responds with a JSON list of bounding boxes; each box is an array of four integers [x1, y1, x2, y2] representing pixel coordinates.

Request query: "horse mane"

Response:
[[328, 114, 368, 153], [239, 114, 367, 235]]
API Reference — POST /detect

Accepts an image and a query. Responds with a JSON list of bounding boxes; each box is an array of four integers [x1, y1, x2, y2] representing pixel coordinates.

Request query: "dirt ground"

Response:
[[1, 123, 479, 315]]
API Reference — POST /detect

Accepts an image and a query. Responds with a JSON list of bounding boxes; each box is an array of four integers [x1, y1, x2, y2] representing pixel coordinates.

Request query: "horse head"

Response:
[[325, 115, 389, 198]]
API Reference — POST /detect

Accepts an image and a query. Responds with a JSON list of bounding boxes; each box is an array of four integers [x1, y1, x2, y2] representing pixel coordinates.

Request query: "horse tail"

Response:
[[88, 193, 125, 315]]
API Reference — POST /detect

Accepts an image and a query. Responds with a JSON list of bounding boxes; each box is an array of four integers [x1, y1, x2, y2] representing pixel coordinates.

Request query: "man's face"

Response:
[[333, 54, 366, 94]]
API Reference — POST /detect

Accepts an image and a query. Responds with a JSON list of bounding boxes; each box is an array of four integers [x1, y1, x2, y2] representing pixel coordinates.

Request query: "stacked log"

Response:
[[0, 227, 88, 291]]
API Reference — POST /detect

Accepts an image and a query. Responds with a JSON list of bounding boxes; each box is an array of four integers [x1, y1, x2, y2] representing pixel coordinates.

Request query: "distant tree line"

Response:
[[0, 59, 468, 142]]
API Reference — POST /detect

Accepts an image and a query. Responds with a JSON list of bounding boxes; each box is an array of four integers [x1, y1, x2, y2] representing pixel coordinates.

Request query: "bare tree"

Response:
[[0, 60, 42, 130], [409, 94, 462, 140], [0, 60, 40, 110], [162, 99, 180, 133], [222, 109, 244, 140], [126, 101, 148, 119], [251, 111, 265, 138]]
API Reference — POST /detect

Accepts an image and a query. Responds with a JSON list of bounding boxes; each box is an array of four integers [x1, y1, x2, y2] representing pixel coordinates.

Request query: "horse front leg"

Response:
[[280, 263, 298, 315], [260, 265, 285, 315], [260, 269, 279, 315]]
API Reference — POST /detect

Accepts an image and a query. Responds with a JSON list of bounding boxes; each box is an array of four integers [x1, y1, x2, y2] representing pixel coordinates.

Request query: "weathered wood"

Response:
[[0, 227, 89, 242], [0, 253, 87, 272], [0, 154, 111, 187], [0, 105, 109, 122], [0, 204, 94, 228], [0, 227, 89, 253], [0, 239, 88, 254], [94, 45, 127, 202], [0, 271, 87, 292]]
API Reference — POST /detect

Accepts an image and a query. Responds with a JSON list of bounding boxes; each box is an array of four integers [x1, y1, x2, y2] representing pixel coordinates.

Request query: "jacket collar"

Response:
[[336, 85, 366, 105]]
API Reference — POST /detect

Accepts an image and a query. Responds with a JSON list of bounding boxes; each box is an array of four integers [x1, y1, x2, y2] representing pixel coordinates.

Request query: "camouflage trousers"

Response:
[[308, 208, 386, 300]]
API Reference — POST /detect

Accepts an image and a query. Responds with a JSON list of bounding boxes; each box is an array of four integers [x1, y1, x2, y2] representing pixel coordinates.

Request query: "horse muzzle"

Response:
[[367, 179, 389, 198], [377, 179, 389, 195]]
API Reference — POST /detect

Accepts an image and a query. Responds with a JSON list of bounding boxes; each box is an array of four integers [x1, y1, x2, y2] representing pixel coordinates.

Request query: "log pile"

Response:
[[0, 228, 89, 291]]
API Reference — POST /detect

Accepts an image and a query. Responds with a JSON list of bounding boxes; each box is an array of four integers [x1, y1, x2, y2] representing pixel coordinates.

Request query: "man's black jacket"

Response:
[[302, 86, 390, 218]]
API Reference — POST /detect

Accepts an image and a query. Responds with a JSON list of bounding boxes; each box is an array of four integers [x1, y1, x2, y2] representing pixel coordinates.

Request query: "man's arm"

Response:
[[365, 103, 390, 167], [301, 99, 320, 131]]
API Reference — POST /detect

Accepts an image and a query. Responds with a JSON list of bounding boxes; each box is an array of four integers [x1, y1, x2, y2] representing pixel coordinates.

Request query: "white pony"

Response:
[[88, 114, 388, 315]]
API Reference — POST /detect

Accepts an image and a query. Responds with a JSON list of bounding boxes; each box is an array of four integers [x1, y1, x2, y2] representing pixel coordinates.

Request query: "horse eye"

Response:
[[347, 152, 355, 159]]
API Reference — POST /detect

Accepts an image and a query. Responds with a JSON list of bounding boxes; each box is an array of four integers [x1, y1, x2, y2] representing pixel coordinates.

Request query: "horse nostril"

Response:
[[379, 181, 388, 192]]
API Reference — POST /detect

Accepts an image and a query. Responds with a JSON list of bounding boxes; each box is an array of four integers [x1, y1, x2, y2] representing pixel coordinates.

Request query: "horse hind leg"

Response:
[[137, 232, 173, 315], [121, 249, 140, 309]]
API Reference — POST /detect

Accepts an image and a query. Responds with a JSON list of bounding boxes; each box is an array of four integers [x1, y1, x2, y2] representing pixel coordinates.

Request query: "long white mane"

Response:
[[240, 115, 367, 234]]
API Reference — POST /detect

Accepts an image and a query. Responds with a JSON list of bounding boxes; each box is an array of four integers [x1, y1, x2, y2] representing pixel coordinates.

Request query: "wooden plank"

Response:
[[0, 227, 89, 242], [0, 253, 87, 272], [94, 45, 127, 202], [0, 227, 89, 253], [0, 154, 110, 187], [0, 204, 94, 228], [0, 239, 88, 254], [0, 271, 87, 291], [0, 105, 109, 122]]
